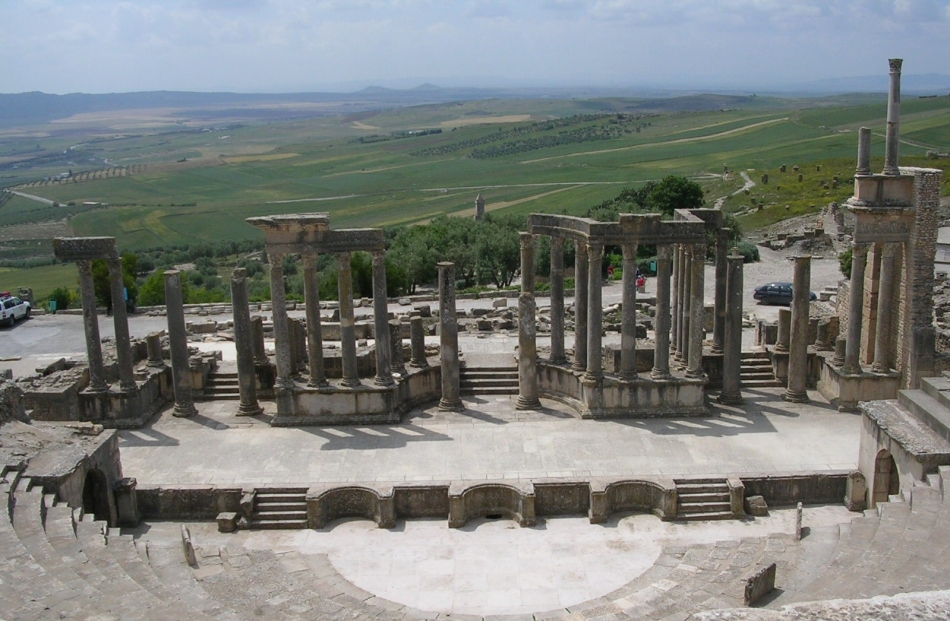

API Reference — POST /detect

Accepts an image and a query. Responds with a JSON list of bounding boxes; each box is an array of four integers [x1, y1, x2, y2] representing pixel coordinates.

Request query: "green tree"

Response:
[[137, 270, 167, 306], [647, 175, 705, 216]]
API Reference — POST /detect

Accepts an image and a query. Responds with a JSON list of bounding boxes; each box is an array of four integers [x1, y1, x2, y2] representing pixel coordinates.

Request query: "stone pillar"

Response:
[[775, 309, 791, 353], [409, 311, 428, 368], [77, 260, 108, 392], [475, 194, 485, 221], [686, 244, 706, 379], [337, 252, 360, 388], [712, 229, 730, 355], [652, 244, 673, 380], [585, 242, 604, 381], [785, 255, 811, 403], [549, 237, 566, 364], [517, 233, 542, 409], [145, 332, 164, 368], [856, 127, 872, 176], [678, 245, 691, 363], [671, 245, 681, 359], [620, 243, 638, 380], [231, 268, 262, 417], [164, 270, 197, 418], [832, 336, 847, 368], [883, 58, 903, 176], [107, 258, 135, 391], [302, 254, 327, 387], [720, 249, 744, 404], [268, 252, 294, 391], [572, 240, 589, 372], [872, 243, 897, 373], [390, 319, 407, 377], [251, 316, 267, 365], [438, 262, 463, 411], [371, 250, 394, 387], [844, 244, 869, 375]]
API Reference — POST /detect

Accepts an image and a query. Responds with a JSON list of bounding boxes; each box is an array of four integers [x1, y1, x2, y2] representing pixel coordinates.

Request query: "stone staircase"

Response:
[[740, 350, 782, 388], [460, 363, 519, 396], [893, 376, 950, 441], [248, 487, 308, 529], [674, 478, 734, 521], [199, 370, 240, 401]]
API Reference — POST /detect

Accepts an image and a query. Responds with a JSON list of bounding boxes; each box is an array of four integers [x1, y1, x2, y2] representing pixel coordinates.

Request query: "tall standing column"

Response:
[[371, 250, 394, 386], [620, 243, 638, 380], [719, 249, 744, 404], [549, 237, 566, 364], [872, 243, 897, 373], [585, 242, 604, 381], [438, 262, 463, 411], [712, 229, 730, 355], [686, 243, 706, 379], [652, 245, 673, 380], [77, 260, 108, 392], [573, 240, 589, 372], [844, 244, 869, 375], [337, 252, 360, 388], [856, 127, 872, 176], [785, 255, 811, 402], [775, 309, 791, 353], [409, 311, 428, 368], [302, 253, 328, 387], [678, 245, 691, 363], [268, 251, 294, 391], [883, 58, 903, 176], [251, 316, 267, 365], [231, 268, 262, 416], [164, 270, 197, 418], [517, 233, 541, 409], [671, 245, 680, 358], [107, 258, 136, 391]]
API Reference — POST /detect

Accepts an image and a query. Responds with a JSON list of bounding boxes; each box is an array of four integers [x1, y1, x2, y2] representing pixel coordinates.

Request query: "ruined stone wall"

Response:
[[0, 380, 29, 426]]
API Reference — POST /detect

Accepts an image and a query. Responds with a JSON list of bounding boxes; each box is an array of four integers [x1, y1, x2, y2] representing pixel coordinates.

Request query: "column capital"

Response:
[[372, 249, 386, 265], [519, 232, 535, 249], [587, 241, 604, 261], [302, 251, 318, 270], [550, 236, 564, 251], [851, 242, 871, 258]]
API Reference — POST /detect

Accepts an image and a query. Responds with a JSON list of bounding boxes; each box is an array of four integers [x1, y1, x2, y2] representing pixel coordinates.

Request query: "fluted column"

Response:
[[231, 268, 262, 416], [719, 249, 744, 404], [785, 255, 811, 403], [371, 250, 394, 386], [337, 252, 360, 388], [686, 243, 706, 379], [268, 251, 294, 391], [712, 229, 729, 355], [585, 242, 604, 381], [872, 243, 897, 373], [107, 257, 135, 391], [517, 233, 541, 409], [883, 58, 902, 176], [573, 240, 589, 372], [844, 244, 869, 375], [438, 262, 463, 411], [549, 236, 566, 364], [620, 243, 638, 380], [77, 259, 108, 392], [164, 270, 197, 417], [302, 253, 327, 387], [652, 244, 673, 380]]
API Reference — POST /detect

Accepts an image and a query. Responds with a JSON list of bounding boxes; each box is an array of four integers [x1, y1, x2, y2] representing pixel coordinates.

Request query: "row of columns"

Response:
[[76, 258, 137, 394], [842, 242, 897, 375], [670, 242, 708, 378]]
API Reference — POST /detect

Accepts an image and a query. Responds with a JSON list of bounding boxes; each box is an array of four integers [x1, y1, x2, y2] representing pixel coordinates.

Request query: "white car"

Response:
[[0, 293, 31, 327]]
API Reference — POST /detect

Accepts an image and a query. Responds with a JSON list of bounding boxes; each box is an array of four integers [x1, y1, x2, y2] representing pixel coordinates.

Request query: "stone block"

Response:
[[743, 562, 776, 605], [493, 298, 508, 308], [216, 512, 238, 533], [744, 495, 769, 517], [414, 304, 431, 317], [181, 524, 199, 567]]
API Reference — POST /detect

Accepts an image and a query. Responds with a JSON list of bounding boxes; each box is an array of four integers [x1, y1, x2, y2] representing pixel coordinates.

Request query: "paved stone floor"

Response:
[[120, 386, 860, 486]]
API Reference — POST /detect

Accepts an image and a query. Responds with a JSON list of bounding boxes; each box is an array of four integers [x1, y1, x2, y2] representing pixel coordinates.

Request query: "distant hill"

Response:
[[792, 73, 950, 94]]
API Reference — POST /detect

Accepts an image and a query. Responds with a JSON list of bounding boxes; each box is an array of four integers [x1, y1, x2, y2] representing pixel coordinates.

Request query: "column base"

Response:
[[685, 369, 706, 380], [374, 376, 395, 387], [774, 345, 789, 354], [173, 403, 198, 418], [118, 381, 137, 393], [718, 392, 744, 405], [409, 360, 430, 369], [237, 402, 263, 417], [439, 398, 464, 412], [340, 378, 362, 388], [516, 395, 542, 410], [618, 372, 639, 382], [710, 345, 724, 355], [86, 382, 110, 394], [571, 362, 586, 372], [583, 371, 603, 382], [549, 356, 567, 365], [651, 369, 672, 380], [784, 389, 809, 403], [871, 363, 891, 374], [307, 379, 330, 388]]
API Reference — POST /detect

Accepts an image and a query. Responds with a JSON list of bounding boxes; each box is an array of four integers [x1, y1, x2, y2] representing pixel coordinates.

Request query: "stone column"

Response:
[[620, 242, 638, 380], [720, 249, 744, 404], [371, 250, 394, 387], [671, 244, 680, 359], [107, 258, 136, 391], [652, 244, 673, 380], [712, 229, 730, 355], [517, 234, 541, 409], [390, 319, 407, 377], [268, 251, 294, 391], [844, 244, 869, 375], [164, 270, 197, 417], [785, 255, 811, 402], [686, 244, 706, 379], [572, 240, 589, 372], [856, 127, 872, 176], [872, 243, 897, 373], [302, 253, 327, 387], [678, 245, 691, 363], [549, 237, 566, 364], [438, 262, 463, 411], [251, 316, 267, 365], [883, 58, 902, 176], [775, 309, 791, 353], [145, 332, 164, 368], [832, 336, 847, 367], [337, 252, 360, 387], [77, 260, 108, 392], [585, 242, 604, 381], [409, 311, 428, 368], [230, 268, 262, 416]]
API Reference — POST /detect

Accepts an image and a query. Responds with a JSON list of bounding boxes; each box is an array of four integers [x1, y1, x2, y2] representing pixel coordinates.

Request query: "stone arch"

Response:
[[82, 468, 111, 523], [872, 449, 900, 507]]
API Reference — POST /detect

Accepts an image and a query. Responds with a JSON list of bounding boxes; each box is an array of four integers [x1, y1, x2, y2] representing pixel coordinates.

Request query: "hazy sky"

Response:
[[3, 0, 949, 94]]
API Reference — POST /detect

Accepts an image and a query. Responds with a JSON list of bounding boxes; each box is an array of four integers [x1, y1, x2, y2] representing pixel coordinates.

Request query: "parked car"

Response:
[[752, 282, 818, 306], [0, 292, 31, 326]]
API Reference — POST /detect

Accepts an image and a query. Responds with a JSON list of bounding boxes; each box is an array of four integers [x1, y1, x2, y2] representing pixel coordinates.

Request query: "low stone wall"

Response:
[[815, 356, 900, 411], [739, 472, 850, 507], [591, 479, 677, 522], [137, 485, 243, 521], [307, 485, 396, 529], [449, 482, 536, 528]]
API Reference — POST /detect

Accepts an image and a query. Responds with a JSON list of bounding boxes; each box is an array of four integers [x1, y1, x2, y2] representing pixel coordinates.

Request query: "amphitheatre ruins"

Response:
[[4, 60, 950, 620]]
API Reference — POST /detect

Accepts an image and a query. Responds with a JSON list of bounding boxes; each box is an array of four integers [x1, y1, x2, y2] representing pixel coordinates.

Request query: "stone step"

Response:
[[255, 490, 307, 502], [252, 510, 308, 521], [208, 372, 239, 380], [144, 543, 236, 617], [743, 379, 785, 388], [921, 376, 950, 410], [679, 501, 732, 514], [460, 378, 520, 388], [675, 510, 734, 521], [897, 389, 950, 442], [253, 500, 304, 512], [461, 386, 519, 395], [679, 491, 730, 503], [741, 370, 780, 380], [249, 518, 309, 529], [741, 350, 770, 360]]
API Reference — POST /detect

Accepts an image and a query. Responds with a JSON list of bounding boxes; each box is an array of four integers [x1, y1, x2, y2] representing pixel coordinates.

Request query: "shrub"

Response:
[[48, 287, 74, 311], [736, 241, 760, 264], [839, 248, 853, 279]]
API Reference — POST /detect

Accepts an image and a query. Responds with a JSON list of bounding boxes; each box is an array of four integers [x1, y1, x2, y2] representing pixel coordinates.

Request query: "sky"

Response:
[[2, 0, 949, 94]]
